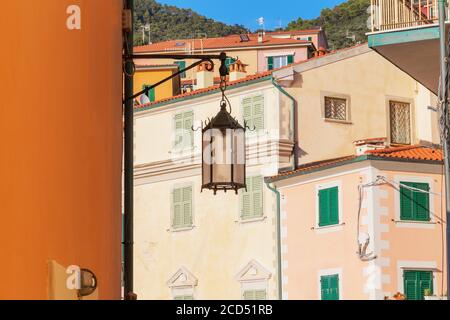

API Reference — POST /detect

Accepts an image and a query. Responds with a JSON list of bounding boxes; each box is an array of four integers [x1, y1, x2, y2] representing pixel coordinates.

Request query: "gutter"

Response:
[[265, 181, 283, 300], [271, 77, 299, 170]]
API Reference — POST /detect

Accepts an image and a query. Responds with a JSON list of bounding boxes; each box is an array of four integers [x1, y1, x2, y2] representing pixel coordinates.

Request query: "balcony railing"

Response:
[[370, 0, 447, 32]]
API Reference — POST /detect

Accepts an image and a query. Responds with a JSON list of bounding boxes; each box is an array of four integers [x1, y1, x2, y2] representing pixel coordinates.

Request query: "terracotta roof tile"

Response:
[[135, 34, 311, 53], [135, 70, 273, 111], [366, 145, 443, 161], [267, 145, 443, 182]]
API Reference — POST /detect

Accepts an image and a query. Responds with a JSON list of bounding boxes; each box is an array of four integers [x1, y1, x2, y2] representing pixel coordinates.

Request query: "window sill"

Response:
[[236, 216, 267, 224], [392, 219, 437, 229], [167, 225, 195, 233], [169, 146, 197, 154], [312, 222, 345, 233], [323, 118, 352, 125]]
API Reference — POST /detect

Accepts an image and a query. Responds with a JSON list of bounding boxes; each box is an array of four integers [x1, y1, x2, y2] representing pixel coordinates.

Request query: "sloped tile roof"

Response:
[[267, 145, 443, 182], [135, 34, 310, 53]]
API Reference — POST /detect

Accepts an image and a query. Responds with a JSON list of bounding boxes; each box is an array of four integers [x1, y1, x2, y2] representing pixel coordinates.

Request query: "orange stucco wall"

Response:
[[0, 1, 123, 299]]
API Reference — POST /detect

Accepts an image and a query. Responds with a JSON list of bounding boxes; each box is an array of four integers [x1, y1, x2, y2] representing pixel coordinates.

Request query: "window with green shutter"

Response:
[[172, 186, 193, 229], [225, 57, 236, 70], [287, 55, 294, 64], [175, 61, 186, 78], [243, 290, 266, 300], [242, 95, 264, 131], [267, 56, 274, 70], [174, 111, 194, 149], [320, 274, 339, 300], [142, 85, 155, 102], [241, 176, 264, 220], [400, 182, 430, 222], [403, 270, 433, 300], [318, 187, 339, 227]]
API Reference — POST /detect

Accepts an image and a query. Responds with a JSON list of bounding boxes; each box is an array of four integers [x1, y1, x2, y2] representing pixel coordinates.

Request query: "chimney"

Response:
[[258, 31, 264, 44], [314, 47, 327, 57], [196, 61, 214, 89], [353, 138, 387, 156], [229, 60, 248, 81]]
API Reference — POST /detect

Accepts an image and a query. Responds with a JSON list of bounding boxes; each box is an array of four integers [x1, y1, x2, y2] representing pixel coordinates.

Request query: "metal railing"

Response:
[[370, 0, 447, 32]]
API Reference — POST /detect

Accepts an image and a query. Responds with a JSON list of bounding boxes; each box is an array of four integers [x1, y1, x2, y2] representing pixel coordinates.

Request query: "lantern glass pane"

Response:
[[210, 129, 232, 184], [202, 129, 212, 186], [233, 128, 246, 185]]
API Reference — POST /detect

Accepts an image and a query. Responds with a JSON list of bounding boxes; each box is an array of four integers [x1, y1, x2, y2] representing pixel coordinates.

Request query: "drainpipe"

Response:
[[266, 181, 283, 300], [438, 0, 450, 300], [272, 77, 299, 170], [123, 0, 135, 300]]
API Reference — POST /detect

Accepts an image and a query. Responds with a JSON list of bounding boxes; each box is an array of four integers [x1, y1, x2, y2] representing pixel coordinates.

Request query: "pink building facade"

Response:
[[267, 145, 447, 300]]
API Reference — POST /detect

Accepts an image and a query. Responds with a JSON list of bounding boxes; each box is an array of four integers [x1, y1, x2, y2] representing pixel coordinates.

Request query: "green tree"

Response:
[[286, 0, 370, 50]]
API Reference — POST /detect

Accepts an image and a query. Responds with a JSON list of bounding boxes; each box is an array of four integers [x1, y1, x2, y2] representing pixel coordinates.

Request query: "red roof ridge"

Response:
[[365, 145, 422, 155]]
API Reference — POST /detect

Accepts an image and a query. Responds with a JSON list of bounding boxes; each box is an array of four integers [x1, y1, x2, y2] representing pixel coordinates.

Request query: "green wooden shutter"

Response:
[[413, 183, 430, 221], [148, 87, 155, 102], [172, 188, 183, 228], [183, 111, 194, 148], [404, 270, 433, 300], [175, 61, 186, 78], [241, 177, 253, 219], [418, 271, 433, 299], [400, 183, 414, 220], [400, 182, 430, 221], [242, 97, 253, 129], [252, 176, 264, 218], [287, 55, 294, 64], [267, 56, 274, 70], [255, 290, 267, 300], [252, 95, 264, 130], [243, 290, 254, 300], [319, 187, 339, 227], [329, 187, 339, 225], [321, 275, 339, 300], [182, 187, 193, 226], [174, 113, 184, 147]]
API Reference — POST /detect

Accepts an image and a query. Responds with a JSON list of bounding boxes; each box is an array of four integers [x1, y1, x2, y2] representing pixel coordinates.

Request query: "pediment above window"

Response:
[[167, 266, 198, 288], [236, 260, 272, 283]]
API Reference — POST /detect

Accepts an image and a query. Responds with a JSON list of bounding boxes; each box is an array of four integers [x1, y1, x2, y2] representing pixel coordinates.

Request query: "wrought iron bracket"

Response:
[[122, 52, 230, 104]]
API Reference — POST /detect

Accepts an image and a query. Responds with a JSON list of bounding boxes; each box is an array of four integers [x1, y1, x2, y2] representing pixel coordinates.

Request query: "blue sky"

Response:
[[157, 0, 347, 31]]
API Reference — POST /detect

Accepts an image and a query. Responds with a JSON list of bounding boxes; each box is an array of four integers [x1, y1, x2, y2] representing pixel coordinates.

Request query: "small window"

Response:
[[174, 111, 194, 149], [243, 290, 266, 300], [172, 187, 193, 229], [321, 274, 339, 300], [142, 85, 155, 102], [241, 176, 264, 220], [324, 97, 347, 121], [242, 95, 264, 131], [175, 61, 186, 78], [400, 182, 430, 222], [267, 55, 293, 70], [404, 270, 433, 300], [318, 186, 339, 227], [390, 101, 411, 145]]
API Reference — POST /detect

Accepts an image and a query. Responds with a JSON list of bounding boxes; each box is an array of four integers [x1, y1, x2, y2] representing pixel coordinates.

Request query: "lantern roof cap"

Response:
[[204, 103, 244, 130]]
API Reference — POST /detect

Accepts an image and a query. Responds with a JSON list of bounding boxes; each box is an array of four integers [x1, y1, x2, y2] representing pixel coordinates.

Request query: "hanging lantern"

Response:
[[201, 100, 246, 195]]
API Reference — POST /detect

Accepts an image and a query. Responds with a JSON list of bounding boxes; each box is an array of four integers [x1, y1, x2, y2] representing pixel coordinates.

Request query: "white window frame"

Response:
[[318, 268, 343, 300], [392, 174, 436, 229], [315, 181, 344, 233], [321, 92, 352, 123], [396, 260, 438, 296]]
